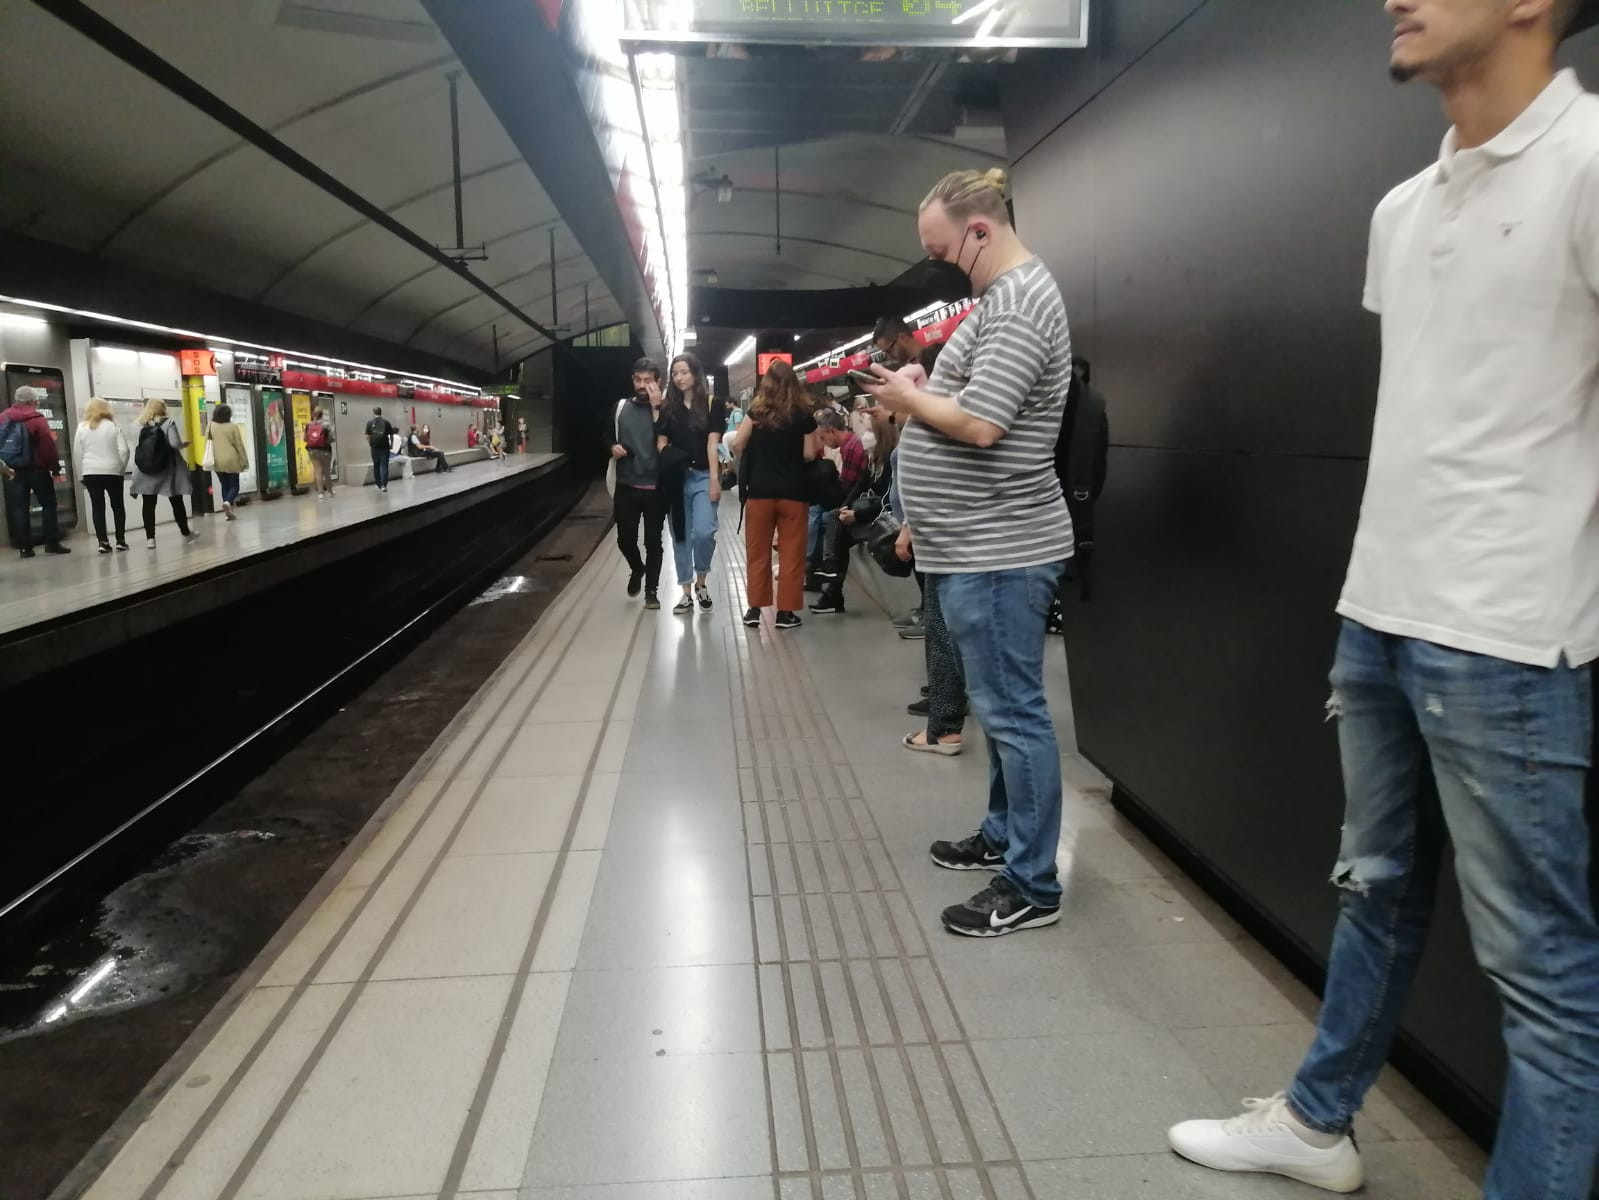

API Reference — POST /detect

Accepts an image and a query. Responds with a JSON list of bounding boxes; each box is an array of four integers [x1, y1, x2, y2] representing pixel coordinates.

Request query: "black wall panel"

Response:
[[1008, 0, 1599, 1134]]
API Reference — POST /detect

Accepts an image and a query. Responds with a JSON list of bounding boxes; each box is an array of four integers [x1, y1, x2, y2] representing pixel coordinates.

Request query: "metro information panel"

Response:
[[621, 0, 1089, 49]]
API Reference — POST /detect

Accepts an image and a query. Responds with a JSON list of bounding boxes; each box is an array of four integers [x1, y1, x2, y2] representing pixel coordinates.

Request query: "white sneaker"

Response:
[[1168, 1094, 1363, 1193]]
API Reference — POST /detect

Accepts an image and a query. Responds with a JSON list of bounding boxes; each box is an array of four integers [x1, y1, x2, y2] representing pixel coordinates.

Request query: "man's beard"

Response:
[[1389, 62, 1419, 83]]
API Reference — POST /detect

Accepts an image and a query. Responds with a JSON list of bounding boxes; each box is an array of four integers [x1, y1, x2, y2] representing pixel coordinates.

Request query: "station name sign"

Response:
[[621, 0, 1089, 49]]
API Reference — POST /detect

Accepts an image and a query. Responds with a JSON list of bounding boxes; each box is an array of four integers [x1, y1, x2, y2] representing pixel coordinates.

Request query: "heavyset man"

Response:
[[866, 167, 1076, 938]]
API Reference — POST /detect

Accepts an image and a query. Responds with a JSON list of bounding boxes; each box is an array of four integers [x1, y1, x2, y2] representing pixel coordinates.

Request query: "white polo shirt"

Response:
[[1338, 70, 1599, 669]]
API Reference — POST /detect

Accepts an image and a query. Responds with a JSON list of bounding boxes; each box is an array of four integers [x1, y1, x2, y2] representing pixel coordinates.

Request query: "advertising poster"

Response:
[[261, 387, 290, 493], [289, 390, 313, 489]]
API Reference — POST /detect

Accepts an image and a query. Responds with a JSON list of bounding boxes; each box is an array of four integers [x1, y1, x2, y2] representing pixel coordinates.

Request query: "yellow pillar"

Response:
[[181, 374, 207, 467]]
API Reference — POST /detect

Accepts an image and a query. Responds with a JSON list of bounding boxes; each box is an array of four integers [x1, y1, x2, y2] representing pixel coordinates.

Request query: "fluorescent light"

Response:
[[952, 0, 1000, 23], [0, 295, 484, 395], [681, 329, 697, 342], [206, 346, 235, 359], [793, 334, 802, 342], [68, 958, 116, 1004], [724, 335, 756, 366]]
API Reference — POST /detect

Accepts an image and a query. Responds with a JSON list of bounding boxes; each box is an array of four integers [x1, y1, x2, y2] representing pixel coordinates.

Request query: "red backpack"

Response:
[[305, 421, 328, 450]]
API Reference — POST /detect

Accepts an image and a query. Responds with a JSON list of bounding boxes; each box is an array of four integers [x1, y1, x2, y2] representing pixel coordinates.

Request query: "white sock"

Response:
[[1281, 1103, 1347, 1149]]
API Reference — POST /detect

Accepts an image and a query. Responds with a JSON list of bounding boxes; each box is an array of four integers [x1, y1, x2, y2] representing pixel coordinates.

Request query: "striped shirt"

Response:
[[898, 257, 1074, 573]]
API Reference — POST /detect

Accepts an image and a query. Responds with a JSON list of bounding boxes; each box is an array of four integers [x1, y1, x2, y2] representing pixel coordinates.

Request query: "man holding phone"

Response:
[[864, 167, 1074, 939], [610, 357, 668, 610]]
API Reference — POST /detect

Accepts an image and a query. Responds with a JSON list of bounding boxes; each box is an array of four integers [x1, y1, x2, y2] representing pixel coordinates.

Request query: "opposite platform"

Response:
[[57, 521, 1486, 1200], [0, 453, 562, 685]]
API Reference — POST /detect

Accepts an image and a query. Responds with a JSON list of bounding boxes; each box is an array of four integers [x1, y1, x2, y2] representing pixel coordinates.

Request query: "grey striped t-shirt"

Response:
[[898, 257, 1074, 573]]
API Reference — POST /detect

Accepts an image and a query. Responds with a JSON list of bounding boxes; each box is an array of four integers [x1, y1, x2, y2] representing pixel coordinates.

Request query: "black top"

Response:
[[659, 395, 728, 472], [742, 411, 816, 502]]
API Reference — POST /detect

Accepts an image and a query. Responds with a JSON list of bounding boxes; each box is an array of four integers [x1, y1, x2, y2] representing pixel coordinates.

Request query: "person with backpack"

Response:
[[130, 397, 197, 548], [365, 407, 395, 492], [1, 384, 69, 558], [73, 396, 131, 552], [304, 405, 334, 497], [609, 358, 668, 609]]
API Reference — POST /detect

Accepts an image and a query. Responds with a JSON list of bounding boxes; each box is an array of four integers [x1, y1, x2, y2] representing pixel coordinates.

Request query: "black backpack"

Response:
[[1054, 379, 1109, 602], [366, 417, 390, 448], [135, 422, 173, 475]]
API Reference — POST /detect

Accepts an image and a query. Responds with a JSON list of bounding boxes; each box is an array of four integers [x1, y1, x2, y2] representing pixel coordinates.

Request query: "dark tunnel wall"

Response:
[[1005, 0, 1599, 1135]]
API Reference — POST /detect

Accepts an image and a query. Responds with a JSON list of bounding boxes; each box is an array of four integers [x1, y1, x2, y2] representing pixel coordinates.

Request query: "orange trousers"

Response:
[[743, 498, 809, 611]]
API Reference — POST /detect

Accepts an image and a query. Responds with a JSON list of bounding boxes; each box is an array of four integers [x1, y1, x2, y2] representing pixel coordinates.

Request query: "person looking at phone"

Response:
[[810, 409, 872, 615], [610, 358, 669, 609], [862, 167, 1074, 940]]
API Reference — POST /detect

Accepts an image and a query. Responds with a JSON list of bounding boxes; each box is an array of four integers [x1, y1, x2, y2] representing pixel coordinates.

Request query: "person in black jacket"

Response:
[[812, 409, 896, 616]]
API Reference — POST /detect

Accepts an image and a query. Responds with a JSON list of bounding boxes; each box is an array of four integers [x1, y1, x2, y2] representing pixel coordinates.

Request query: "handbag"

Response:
[[803, 458, 844, 510], [866, 510, 914, 578], [201, 437, 215, 471]]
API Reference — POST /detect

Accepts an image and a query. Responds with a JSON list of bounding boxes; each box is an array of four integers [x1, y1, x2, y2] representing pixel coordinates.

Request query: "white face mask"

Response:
[[859, 430, 877, 452]]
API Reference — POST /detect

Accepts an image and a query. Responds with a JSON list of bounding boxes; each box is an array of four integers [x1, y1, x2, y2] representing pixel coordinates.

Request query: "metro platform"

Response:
[[57, 527, 1486, 1200], [0, 453, 562, 687]]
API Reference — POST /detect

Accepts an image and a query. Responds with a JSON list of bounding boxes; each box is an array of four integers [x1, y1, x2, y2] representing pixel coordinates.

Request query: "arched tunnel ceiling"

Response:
[[682, 54, 1007, 298], [0, 0, 623, 373]]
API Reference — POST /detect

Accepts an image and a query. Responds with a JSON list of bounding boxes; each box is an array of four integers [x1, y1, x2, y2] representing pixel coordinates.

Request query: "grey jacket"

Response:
[[613, 398, 660, 490], [130, 418, 192, 498]]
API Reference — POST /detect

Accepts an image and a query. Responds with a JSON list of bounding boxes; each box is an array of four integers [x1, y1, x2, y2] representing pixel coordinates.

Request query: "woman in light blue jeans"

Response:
[[662, 353, 727, 614]]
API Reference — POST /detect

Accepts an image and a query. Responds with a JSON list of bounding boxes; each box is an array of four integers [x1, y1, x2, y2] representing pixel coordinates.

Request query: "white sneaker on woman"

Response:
[[1167, 1094, 1363, 1193]]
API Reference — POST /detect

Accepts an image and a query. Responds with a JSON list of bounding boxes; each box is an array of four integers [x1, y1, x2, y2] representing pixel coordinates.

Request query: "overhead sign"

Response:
[[622, 0, 1089, 49], [757, 352, 793, 376]]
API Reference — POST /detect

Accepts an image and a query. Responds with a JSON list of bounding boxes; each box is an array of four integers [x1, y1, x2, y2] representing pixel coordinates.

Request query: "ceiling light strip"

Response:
[[0, 295, 483, 395]]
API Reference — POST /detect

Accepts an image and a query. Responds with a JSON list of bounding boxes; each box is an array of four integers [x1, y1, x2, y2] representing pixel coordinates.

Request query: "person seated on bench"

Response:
[[407, 425, 452, 473]]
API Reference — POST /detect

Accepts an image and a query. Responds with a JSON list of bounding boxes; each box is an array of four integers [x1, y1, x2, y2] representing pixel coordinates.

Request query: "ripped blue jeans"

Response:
[[1288, 620, 1599, 1200]]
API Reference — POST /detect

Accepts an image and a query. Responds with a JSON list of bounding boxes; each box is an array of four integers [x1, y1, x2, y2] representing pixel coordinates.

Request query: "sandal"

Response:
[[902, 731, 963, 757]]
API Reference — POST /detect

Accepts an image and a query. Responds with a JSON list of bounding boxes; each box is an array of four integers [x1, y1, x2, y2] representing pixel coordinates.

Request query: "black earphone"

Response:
[[975, 228, 988, 240]]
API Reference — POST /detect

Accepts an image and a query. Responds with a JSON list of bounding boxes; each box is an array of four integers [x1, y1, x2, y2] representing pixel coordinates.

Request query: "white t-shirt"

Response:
[[1338, 70, 1599, 668]]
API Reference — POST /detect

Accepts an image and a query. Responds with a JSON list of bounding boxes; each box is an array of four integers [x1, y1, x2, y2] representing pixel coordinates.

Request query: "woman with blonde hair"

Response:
[[73, 396, 131, 552], [729, 360, 819, 630], [130, 397, 197, 548]]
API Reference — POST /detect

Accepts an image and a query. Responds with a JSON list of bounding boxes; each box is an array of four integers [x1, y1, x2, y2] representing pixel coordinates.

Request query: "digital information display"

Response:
[[622, 1, 1088, 49]]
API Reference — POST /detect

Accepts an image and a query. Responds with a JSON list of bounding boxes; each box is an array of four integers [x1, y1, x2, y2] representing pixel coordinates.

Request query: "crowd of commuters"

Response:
[[1, 392, 505, 558]]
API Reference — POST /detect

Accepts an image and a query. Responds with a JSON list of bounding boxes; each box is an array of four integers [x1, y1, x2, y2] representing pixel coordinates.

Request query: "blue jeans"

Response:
[[807, 504, 825, 565], [673, 468, 719, 585], [370, 445, 390, 489], [218, 472, 240, 505], [1289, 620, 1599, 1200], [934, 562, 1067, 906]]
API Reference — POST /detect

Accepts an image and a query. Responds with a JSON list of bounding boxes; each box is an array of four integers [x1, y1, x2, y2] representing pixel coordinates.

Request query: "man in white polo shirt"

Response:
[[1168, 1, 1599, 1196]]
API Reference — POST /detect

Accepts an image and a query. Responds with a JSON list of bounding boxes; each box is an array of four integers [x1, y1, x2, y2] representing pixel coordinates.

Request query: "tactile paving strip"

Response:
[[723, 554, 1037, 1200]]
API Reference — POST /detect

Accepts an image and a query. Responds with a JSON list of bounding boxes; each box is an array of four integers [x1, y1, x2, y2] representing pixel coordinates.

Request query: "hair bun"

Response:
[[982, 168, 1009, 191]]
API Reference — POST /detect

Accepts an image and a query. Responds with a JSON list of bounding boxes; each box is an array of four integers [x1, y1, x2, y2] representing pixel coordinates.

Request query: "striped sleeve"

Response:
[[957, 307, 1049, 433]]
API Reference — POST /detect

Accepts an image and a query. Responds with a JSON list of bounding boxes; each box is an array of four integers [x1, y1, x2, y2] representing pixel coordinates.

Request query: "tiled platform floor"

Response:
[[0, 452, 558, 638], [63, 517, 1486, 1200]]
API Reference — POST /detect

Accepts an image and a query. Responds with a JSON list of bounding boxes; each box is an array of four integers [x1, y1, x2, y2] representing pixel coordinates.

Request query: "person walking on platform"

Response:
[[1, 384, 70, 559], [1169, 4, 1599, 1197], [863, 168, 1074, 939], [304, 405, 333, 498], [73, 397, 130, 552], [365, 407, 394, 493], [610, 358, 668, 610], [731, 360, 819, 631], [660, 352, 727, 615], [131, 398, 197, 548], [209, 403, 250, 519]]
